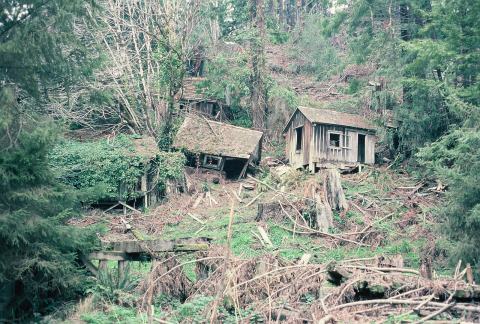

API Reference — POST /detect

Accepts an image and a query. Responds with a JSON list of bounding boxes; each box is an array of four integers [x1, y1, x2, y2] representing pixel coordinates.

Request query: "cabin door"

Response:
[[357, 134, 366, 163]]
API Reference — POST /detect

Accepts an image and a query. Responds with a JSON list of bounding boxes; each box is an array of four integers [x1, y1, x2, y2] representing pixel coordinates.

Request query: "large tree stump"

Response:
[[305, 177, 333, 231], [323, 168, 349, 211], [315, 194, 333, 232]]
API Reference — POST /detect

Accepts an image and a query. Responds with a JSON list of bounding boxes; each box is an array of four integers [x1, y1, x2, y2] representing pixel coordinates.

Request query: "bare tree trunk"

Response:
[[77, 0, 201, 136], [250, 0, 267, 130], [286, 0, 293, 30], [278, 0, 285, 28]]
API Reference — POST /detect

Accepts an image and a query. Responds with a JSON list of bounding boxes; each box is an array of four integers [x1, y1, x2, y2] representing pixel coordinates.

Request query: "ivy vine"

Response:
[[49, 135, 185, 202]]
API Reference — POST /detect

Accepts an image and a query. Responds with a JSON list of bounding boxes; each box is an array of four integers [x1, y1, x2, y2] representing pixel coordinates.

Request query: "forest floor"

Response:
[[64, 163, 479, 324]]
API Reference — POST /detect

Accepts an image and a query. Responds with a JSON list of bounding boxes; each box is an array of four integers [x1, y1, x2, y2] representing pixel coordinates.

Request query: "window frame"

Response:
[[342, 134, 352, 149], [327, 131, 342, 149], [202, 155, 223, 170]]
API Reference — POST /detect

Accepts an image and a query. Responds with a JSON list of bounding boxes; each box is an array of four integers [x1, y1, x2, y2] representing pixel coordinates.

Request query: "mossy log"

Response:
[[327, 263, 480, 302], [110, 237, 211, 253], [326, 262, 353, 285]]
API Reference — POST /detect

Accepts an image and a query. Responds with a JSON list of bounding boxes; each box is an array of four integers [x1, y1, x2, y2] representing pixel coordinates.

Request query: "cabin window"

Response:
[[344, 134, 351, 148], [329, 132, 341, 148], [295, 127, 303, 152], [203, 155, 222, 170]]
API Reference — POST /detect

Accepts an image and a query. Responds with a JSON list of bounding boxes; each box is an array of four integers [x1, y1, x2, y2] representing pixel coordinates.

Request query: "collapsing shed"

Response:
[[173, 116, 263, 179], [283, 106, 376, 171], [176, 77, 228, 119], [125, 137, 162, 209], [50, 135, 185, 212]]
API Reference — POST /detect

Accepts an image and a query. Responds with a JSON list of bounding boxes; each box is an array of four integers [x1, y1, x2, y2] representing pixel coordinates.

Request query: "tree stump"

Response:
[[323, 168, 349, 211], [315, 194, 333, 232]]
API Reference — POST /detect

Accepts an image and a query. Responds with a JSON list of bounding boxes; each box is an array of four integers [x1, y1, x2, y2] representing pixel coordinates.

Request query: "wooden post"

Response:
[[118, 260, 127, 279], [98, 260, 108, 273], [466, 263, 474, 284], [256, 203, 264, 221], [141, 171, 148, 209], [238, 154, 254, 180], [309, 124, 316, 173]]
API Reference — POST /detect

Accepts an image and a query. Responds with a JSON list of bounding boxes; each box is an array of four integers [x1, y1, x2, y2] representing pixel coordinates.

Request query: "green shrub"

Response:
[[89, 264, 138, 307], [49, 135, 185, 203], [81, 305, 140, 324], [347, 78, 361, 94]]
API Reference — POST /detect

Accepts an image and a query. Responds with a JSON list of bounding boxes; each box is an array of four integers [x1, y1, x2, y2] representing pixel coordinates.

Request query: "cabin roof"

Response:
[[177, 77, 206, 101], [173, 116, 263, 159], [283, 106, 376, 132], [176, 77, 221, 103], [130, 136, 159, 160]]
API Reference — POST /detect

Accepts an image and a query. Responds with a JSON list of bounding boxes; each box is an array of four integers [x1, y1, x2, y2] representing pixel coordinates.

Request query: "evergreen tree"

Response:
[[398, 0, 480, 154], [413, 0, 480, 268], [0, 98, 97, 319], [0, 0, 98, 319]]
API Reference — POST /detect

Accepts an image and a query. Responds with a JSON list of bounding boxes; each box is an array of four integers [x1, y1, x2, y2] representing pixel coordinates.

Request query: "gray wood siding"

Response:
[[312, 124, 375, 164], [285, 110, 376, 168], [285, 111, 312, 168]]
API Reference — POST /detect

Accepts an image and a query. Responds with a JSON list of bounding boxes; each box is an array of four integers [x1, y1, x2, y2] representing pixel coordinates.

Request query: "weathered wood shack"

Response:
[[97, 136, 163, 211], [127, 137, 162, 208], [283, 106, 376, 171], [176, 77, 228, 119], [173, 116, 263, 179]]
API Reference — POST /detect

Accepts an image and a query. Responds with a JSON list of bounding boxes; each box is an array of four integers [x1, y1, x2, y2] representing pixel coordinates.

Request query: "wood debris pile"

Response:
[[143, 250, 480, 323]]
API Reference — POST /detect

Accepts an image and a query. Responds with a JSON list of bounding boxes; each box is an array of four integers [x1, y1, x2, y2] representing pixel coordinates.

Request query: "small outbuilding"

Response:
[[127, 137, 163, 208], [173, 116, 263, 179], [176, 77, 228, 119], [283, 106, 376, 171]]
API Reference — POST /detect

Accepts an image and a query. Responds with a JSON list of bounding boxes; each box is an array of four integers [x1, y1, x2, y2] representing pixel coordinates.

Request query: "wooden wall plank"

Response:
[[285, 112, 376, 166]]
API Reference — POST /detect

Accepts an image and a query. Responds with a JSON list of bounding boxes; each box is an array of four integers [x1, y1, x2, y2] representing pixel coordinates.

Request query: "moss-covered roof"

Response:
[[130, 136, 159, 160], [173, 116, 263, 159]]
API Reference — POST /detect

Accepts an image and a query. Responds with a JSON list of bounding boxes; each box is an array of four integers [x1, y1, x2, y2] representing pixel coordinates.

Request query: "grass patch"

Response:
[[81, 305, 145, 323]]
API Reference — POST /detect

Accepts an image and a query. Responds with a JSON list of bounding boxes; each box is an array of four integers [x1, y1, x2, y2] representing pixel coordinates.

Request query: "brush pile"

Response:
[[144, 250, 480, 323]]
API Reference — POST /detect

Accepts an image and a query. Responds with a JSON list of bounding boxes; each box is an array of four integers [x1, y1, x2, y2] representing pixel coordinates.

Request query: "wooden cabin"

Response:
[[173, 116, 263, 179], [283, 106, 376, 171], [105, 136, 164, 210], [176, 77, 228, 119], [128, 137, 163, 208]]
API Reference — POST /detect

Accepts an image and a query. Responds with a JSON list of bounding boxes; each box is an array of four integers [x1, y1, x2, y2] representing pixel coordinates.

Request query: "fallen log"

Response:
[[111, 238, 211, 253], [328, 298, 480, 314], [327, 263, 480, 304], [257, 226, 273, 247]]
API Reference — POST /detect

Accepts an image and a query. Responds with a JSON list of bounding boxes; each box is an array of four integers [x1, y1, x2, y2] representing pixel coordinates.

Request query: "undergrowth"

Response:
[[49, 135, 185, 203], [74, 168, 437, 322]]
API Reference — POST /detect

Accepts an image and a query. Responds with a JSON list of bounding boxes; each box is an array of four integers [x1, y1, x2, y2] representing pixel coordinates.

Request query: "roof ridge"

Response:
[[298, 106, 367, 117], [284, 106, 375, 132], [188, 115, 264, 135], [209, 120, 264, 135]]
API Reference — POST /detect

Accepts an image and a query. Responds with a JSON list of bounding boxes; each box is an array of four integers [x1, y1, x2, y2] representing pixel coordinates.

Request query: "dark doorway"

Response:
[[295, 127, 303, 152], [223, 158, 246, 179], [357, 134, 366, 163]]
